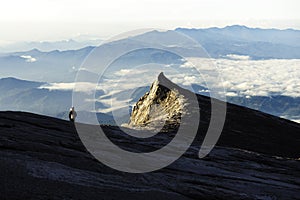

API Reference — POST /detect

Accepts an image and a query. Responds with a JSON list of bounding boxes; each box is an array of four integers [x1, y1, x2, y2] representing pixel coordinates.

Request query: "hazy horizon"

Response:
[[0, 23, 299, 54], [1, 0, 299, 44]]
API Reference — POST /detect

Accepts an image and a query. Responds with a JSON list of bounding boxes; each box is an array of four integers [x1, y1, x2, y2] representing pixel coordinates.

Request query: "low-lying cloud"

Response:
[[225, 54, 251, 60], [39, 58, 300, 99], [20, 55, 37, 63], [39, 82, 99, 93], [213, 58, 300, 97], [38, 58, 300, 113]]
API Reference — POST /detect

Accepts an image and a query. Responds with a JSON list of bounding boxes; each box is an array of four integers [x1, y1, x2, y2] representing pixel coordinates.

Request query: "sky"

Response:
[[0, 0, 300, 43]]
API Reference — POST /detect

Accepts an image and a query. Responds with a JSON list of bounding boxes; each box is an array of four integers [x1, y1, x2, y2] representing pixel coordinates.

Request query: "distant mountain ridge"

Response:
[[176, 25, 300, 46], [1, 25, 299, 82], [0, 77, 72, 117], [0, 46, 95, 82], [0, 38, 103, 53], [176, 25, 300, 59]]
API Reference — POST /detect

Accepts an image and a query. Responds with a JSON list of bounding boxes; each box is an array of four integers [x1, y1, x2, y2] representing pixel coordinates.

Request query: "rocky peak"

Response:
[[129, 72, 186, 128]]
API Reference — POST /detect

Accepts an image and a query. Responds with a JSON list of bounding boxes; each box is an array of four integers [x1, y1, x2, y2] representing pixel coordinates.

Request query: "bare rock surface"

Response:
[[129, 73, 185, 127], [0, 73, 300, 199]]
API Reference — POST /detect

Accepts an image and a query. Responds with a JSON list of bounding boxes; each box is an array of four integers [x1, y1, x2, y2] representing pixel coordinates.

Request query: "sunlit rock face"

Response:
[[129, 73, 186, 128]]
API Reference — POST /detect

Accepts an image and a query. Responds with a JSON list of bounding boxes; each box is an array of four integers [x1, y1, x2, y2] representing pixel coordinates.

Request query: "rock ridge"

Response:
[[129, 72, 186, 128]]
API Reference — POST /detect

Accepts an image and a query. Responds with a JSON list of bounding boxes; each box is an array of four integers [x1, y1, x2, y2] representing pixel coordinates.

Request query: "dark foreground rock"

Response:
[[0, 111, 300, 200]]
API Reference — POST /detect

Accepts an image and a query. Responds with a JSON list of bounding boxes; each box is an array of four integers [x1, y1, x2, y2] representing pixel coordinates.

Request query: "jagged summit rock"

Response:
[[129, 72, 187, 128], [127, 72, 300, 159]]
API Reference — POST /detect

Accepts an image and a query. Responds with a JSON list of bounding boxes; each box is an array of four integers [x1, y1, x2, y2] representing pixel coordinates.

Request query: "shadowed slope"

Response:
[[0, 73, 300, 199]]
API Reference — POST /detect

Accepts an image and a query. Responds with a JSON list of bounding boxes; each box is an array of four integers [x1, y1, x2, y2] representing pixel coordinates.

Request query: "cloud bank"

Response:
[[225, 54, 251, 60], [38, 58, 300, 114], [213, 58, 300, 97], [39, 82, 99, 93], [20, 55, 37, 62]]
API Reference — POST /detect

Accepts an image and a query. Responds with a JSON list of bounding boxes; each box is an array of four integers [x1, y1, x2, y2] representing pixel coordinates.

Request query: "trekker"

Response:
[[69, 106, 77, 122]]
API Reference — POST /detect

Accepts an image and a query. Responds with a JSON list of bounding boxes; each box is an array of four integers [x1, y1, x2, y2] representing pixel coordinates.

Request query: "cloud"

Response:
[[226, 92, 238, 97], [292, 119, 300, 123], [39, 82, 99, 93], [225, 54, 251, 60], [114, 69, 131, 76], [38, 58, 300, 116], [182, 75, 197, 86], [191, 58, 300, 97], [20, 55, 37, 62], [180, 61, 195, 68], [96, 97, 132, 113], [114, 69, 149, 76]]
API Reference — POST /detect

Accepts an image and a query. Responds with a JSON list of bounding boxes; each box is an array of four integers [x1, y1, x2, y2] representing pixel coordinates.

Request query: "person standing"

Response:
[[69, 106, 77, 122]]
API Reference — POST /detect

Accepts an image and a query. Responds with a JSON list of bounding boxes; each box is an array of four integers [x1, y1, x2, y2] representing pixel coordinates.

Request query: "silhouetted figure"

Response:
[[69, 106, 77, 122]]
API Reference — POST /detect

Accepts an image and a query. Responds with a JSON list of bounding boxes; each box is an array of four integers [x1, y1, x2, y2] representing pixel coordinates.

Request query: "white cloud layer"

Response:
[[39, 58, 300, 99], [96, 97, 132, 113], [20, 55, 37, 62], [38, 58, 300, 113], [191, 58, 300, 97], [225, 54, 251, 60], [39, 82, 99, 93]]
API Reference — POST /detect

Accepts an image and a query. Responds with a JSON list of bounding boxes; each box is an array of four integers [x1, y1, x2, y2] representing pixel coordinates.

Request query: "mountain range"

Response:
[[0, 37, 103, 53], [0, 25, 299, 123], [1, 25, 300, 82], [176, 25, 300, 59]]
